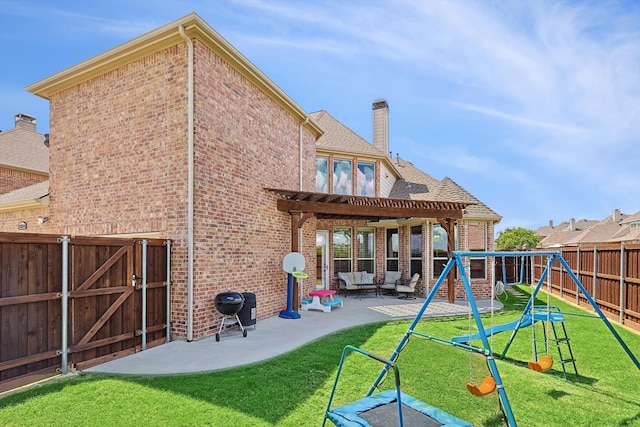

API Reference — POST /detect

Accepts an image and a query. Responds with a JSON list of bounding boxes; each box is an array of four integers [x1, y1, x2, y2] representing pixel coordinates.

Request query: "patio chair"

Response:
[[379, 271, 402, 295], [396, 273, 420, 299]]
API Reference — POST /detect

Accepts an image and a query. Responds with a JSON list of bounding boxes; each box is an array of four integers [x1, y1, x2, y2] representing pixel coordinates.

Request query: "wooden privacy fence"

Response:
[[527, 244, 640, 332], [0, 233, 171, 392]]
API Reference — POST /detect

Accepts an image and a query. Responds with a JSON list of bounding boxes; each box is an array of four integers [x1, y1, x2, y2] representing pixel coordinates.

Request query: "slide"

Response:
[[451, 312, 565, 344]]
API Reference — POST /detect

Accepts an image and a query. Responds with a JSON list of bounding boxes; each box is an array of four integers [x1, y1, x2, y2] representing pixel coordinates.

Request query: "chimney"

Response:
[[613, 208, 621, 223], [14, 113, 37, 132], [570, 218, 575, 231], [372, 99, 389, 157], [549, 220, 554, 228]]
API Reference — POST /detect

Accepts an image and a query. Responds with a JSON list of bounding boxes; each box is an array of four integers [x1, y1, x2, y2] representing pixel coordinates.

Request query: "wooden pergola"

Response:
[[267, 188, 473, 306]]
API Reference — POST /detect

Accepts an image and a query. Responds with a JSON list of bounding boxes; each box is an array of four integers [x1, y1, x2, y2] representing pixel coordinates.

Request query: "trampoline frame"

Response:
[[323, 345, 472, 427]]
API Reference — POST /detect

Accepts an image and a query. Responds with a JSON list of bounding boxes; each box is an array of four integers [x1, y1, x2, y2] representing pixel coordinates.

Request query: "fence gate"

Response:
[[0, 233, 170, 393]]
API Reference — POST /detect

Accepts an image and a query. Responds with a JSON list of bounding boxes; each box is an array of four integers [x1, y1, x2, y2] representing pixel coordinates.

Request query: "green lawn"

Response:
[[1, 286, 639, 426]]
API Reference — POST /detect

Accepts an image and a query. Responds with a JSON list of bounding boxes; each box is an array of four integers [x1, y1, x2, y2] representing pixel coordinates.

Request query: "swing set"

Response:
[[324, 250, 640, 427]]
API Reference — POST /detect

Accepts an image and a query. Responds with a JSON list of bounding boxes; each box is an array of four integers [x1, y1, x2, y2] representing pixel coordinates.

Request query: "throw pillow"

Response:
[[361, 272, 375, 284], [338, 273, 352, 286]]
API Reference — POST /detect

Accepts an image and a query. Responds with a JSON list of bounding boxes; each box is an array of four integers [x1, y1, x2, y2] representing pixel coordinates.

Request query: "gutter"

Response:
[[179, 25, 195, 342]]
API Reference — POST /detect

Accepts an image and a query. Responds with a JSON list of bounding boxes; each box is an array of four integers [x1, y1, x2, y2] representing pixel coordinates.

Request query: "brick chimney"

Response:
[[372, 99, 389, 157], [14, 113, 37, 132]]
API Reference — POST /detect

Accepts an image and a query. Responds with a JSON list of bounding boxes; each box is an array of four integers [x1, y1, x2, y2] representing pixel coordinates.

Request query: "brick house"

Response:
[[0, 113, 50, 230], [4, 13, 501, 341]]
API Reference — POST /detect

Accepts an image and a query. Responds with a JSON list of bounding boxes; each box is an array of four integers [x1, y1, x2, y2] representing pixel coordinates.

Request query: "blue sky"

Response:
[[1, 0, 639, 234]]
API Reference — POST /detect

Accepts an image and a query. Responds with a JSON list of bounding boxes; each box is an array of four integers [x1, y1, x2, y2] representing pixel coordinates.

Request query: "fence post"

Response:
[[141, 239, 148, 351], [593, 246, 598, 302], [59, 236, 70, 374], [576, 247, 581, 305], [559, 249, 564, 298], [165, 240, 172, 343], [620, 244, 625, 324]]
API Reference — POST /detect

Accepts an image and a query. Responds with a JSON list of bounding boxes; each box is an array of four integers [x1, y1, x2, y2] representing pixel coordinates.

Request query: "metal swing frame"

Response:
[[499, 251, 640, 372]]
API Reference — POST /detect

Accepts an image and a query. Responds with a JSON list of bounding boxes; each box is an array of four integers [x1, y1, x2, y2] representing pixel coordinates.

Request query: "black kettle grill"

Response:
[[214, 291, 247, 341]]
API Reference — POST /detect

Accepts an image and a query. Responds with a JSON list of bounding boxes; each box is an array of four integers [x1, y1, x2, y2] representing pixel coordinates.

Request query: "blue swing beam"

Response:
[[499, 251, 640, 370]]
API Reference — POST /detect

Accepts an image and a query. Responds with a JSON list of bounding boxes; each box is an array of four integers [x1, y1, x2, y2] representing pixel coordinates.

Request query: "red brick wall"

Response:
[[188, 42, 316, 338], [0, 206, 50, 232], [44, 40, 317, 340], [0, 167, 48, 195]]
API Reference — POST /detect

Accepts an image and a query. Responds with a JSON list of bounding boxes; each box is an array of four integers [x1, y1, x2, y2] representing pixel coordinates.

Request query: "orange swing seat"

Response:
[[466, 375, 497, 397], [528, 355, 553, 372]]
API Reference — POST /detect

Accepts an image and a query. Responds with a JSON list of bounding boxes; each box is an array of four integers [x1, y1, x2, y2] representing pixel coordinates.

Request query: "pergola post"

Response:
[[289, 211, 314, 310], [439, 218, 457, 304]]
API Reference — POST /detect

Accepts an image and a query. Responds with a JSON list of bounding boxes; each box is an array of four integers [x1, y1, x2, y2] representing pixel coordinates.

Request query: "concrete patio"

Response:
[[85, 295, 501, 375]]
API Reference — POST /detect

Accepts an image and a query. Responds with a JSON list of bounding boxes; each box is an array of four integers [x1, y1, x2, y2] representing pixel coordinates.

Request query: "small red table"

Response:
[[301, 289, 343, 313]]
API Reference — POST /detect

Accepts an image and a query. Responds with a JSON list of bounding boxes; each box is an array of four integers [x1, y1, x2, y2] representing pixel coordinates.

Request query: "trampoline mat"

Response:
[[360, 402, 443, 427]]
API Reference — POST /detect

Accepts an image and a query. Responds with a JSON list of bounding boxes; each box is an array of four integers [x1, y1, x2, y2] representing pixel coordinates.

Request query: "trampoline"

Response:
[[326, 390, 472, 427], [323, 346, 472, 427]]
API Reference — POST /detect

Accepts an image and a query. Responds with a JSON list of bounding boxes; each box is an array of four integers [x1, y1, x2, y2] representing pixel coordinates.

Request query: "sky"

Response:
[[1, 0, 639, 235]]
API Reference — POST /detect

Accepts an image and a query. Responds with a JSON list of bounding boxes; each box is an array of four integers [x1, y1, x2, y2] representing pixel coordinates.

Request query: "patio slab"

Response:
[[85, 296, 501, 375]]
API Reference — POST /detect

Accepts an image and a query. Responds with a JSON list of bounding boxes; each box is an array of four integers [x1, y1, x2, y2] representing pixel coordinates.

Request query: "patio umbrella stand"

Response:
[[214, 291, 248, 342]]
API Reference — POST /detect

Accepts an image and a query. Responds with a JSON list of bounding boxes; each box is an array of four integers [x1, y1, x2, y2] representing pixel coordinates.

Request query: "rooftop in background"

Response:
[[537, 208, 640, 247], [0, 113, 49, 173]]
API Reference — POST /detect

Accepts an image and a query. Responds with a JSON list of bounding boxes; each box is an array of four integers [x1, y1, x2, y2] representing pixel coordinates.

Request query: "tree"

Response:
[[495, 227, 541, 250]]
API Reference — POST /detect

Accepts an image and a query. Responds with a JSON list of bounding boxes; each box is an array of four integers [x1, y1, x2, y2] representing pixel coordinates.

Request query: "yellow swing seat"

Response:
[[466, 375, 497, 397], [528, 355, 553, 372]]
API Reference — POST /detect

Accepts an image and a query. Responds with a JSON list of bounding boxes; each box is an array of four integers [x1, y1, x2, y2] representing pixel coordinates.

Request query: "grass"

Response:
[[1, 286, 639, 426]]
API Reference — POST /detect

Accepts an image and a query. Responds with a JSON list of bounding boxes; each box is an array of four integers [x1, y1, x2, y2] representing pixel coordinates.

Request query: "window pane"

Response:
[[358, 259, 374, 273], [357, 161, 375, 196], [410, 259, 422, 277], [470, 258, 486, 279], [357, 227, 374, 274], [316, 157, 328, 193], [387, 259, 399, 271], [410, 226, 422, 257], [357, 228, 374, 258], [334, 259, 351, 275], [333, 227, 351, 258], [386, 228, 398, 259], [333, 159, 352, 195], [432, 259, 446, 278], [333, 227, 352, 276], [432, 224, 447, 253]]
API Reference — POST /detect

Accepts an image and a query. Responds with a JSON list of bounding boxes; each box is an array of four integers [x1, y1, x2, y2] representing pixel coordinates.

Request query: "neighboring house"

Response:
[[538, 208, 640, 247], [3, 13, 501, 341], [0, 113, 50, 230], [610, 211, 640, 243]]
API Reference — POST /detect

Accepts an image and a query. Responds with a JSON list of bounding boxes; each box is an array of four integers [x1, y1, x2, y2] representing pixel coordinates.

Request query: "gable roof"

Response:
[[311, 110, 384, 158], [0, 180, 50, 212], [0, 124, 49, 173], [388, 157, 500, 221], [26, 12, 322, 138]]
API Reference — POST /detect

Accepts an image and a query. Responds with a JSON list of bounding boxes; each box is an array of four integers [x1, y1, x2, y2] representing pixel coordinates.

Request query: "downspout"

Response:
[[299, 117, 309, 191], [179, 25, 195, 342], [298, 117, 309, 306]]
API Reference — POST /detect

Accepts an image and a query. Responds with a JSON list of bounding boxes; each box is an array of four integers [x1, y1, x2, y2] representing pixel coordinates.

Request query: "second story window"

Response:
[[357, 161, 375, 196], [316, 156, 328, 193], [333, 159, 352, 195]]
